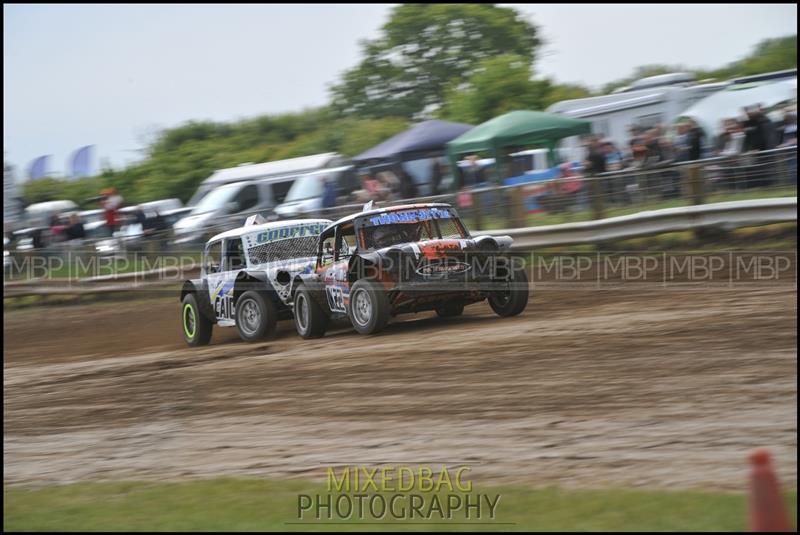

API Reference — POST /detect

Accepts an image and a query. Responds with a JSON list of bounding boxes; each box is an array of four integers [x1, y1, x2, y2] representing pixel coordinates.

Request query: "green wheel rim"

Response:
[[183, 302, 196, 339]]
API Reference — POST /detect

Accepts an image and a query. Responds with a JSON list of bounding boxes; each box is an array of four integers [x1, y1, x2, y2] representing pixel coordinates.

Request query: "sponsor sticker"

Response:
[[247, 223, 327, 246], [365, 208, 451, 226]]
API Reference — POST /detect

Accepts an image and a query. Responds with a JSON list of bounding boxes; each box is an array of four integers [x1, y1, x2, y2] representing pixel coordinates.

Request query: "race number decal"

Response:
[[214, 294, 234, 320], [211, 280, 235, 320], [326, 286, 346, 313]]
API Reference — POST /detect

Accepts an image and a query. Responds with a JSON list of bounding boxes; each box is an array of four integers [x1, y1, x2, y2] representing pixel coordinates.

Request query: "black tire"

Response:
[[435, 300, 464, 318], [235, 290, 277, 342], [348, 279, 390, 335], [488, 266, 529, 317], [181, 293, 213, 347], [293, 284, 329, 339]]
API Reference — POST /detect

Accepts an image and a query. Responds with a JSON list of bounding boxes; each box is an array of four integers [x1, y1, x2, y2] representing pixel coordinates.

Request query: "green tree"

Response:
[[438, 54, 553, 124], [540, 82, 594, 108], [339, 117, 409, 156], [706, 35, 797, 80], [22, 177, 66, 205], [330, 4, 541, 119]]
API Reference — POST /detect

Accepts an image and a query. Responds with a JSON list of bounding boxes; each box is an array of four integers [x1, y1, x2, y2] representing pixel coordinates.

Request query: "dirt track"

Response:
[[3, 283, 797, 491]]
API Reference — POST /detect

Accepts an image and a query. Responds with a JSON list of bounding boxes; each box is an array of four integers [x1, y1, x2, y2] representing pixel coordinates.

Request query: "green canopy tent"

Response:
[[446, 110, 592, 183]]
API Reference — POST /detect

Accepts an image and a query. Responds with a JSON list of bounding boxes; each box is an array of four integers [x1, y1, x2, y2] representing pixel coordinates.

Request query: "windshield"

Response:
[[362, 222, 435, 249], [284, 174, 325, 203], [190, 185, 239, 215], [357, 207, 467, 249]]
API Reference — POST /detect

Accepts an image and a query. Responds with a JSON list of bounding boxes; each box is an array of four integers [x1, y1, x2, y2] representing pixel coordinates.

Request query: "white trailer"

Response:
[[547, 74, 728, 160]]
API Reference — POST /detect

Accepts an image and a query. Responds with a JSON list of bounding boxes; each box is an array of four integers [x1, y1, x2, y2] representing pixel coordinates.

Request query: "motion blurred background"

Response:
[[3, 4, 797, 532]]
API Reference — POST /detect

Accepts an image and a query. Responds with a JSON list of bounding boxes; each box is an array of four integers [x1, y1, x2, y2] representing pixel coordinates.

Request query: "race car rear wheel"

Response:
[[435, 300, 464, 317], [182, 293, 213, 347], [235, 291, 277, 342], [348, 279, 390, 335], [294, 285, 328, 339], [488, 266, 529, 317]]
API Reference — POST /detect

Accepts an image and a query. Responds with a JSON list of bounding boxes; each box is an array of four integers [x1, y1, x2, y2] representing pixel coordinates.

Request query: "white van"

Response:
[[21, 200, 79, 230], [188, 153, 344, 207], [11, 200, 79, 250], [173, 179, 290, 244]]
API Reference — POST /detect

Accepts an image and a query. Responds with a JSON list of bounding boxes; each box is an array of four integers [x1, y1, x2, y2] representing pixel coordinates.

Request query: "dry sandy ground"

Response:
[[3, 283, 797, 491]]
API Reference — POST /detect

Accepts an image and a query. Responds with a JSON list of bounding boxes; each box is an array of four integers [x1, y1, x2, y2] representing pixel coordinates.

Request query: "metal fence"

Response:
[[296, 145, 797, 231]]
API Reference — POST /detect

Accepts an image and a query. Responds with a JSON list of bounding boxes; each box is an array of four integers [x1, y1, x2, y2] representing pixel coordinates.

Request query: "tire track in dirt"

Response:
[[4, 286, 797, 490]]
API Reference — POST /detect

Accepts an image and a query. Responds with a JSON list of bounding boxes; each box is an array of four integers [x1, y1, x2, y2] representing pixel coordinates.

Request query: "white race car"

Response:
[[180, 215, 332, 346]]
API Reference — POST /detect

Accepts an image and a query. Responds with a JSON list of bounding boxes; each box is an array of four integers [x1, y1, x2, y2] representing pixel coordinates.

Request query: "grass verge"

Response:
[[4, 478, 797, 532]]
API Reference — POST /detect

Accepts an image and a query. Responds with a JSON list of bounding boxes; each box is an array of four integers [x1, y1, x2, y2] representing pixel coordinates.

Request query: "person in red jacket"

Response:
[[99, 187, 124, 233]]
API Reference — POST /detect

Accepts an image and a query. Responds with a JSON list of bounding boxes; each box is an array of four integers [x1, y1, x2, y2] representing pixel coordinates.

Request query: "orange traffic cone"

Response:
[[748, 449, 793, 532]]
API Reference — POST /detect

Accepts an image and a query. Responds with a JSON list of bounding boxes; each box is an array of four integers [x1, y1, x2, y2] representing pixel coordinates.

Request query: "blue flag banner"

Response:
[[28, 155, 50, 180], [69, 145, 93, 179]]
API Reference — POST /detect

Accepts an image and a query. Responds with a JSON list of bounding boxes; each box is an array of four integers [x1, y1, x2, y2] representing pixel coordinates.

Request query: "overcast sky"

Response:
[[3, 3, 797, 177]]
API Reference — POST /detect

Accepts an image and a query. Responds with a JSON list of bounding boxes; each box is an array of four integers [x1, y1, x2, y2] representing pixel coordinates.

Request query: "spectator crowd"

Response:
[[584, 104, 796, 177]]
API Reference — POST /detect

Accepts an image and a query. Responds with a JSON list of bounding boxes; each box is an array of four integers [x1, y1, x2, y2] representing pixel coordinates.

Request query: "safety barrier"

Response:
[[482, 197, 797, 249]]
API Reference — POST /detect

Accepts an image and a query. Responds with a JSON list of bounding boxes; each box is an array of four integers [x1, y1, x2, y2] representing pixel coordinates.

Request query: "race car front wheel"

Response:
[[294, 285, 328, 339], [182, 293, 213, 347], [488, 266, 529, 317], [348, 279, 390, 335], [235, 291, 278, 342]]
